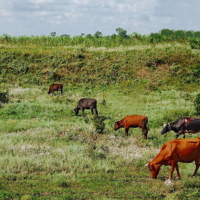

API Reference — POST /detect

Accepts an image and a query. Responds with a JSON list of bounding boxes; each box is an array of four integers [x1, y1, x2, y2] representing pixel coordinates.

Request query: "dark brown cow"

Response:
[[48, 84, 63, 95], [161, 117, 200, 139], [114, 115, 148, 139], [147, 138, 200, 180], [74, 98, 98, 116]]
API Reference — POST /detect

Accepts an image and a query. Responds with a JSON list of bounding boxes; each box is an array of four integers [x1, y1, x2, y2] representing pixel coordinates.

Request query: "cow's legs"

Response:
[[60, 88, 63, 95], [170, 162, 180, 180], [192, 160, 200, 176], [95, 108, 98, 117], [176, 131, 185, 139], [175, 164, 180, 179], [81, 108, 85, 116], [90, 108, 94, 115], [125, 128, 129, 136], [142, 125, 148, 139]]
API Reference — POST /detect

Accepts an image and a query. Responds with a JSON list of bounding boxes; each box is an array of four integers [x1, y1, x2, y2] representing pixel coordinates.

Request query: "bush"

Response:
[[93, 116, 106, 134], [194, 93, 200, 115], [0, 91, 9, 103]]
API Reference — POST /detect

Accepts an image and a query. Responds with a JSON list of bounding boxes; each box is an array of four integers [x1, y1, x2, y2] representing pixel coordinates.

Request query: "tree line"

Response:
[[1, 28, 200, 49]]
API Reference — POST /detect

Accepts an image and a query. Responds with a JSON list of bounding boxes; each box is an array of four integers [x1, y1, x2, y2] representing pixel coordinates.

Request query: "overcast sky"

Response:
[[1, 0, 200, 37]]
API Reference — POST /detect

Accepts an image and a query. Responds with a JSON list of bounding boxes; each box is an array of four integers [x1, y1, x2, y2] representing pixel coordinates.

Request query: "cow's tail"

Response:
[[145, 118, 150, 131]]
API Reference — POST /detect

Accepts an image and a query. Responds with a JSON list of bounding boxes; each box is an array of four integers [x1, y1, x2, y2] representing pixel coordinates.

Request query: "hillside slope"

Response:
[[1, 43, 200, 91]]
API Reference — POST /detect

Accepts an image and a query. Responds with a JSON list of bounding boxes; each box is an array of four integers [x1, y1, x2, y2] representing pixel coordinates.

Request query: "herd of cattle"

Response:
[[48, 84, 200, 180]]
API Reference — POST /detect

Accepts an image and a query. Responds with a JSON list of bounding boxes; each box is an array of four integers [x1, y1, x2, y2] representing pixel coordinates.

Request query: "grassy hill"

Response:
[[1, 39, 200, 199], [1, 41, 200, 91]]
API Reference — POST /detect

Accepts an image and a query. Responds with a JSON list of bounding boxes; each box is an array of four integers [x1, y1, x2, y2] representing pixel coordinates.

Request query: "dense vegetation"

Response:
[[1, 30, 200, 199]]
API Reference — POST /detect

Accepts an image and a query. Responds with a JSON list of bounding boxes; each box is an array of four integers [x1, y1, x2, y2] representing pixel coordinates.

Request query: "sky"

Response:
[[1, 0, 200, 37]]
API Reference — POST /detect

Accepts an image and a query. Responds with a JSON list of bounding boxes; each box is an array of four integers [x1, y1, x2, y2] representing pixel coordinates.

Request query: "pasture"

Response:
[[0, 84, 200, 199], [1, 37, 200, 199]]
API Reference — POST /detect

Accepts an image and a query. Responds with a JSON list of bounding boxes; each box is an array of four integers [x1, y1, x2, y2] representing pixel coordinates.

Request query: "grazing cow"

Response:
[[146, 138, 200, 180], [48, 84, 63, 95], [161, 117, 200, 139], [114, 115, 148, 139], [74, 98, 98, 116]]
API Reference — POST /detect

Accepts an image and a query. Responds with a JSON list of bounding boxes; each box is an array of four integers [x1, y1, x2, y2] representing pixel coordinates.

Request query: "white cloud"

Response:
[[29, 0, 55, 4], [1, 0, 200, 36]]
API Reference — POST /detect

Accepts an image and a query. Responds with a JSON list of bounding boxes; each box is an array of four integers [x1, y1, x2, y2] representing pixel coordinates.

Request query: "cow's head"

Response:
[[73, 107, 79, 116], [161, 123, 171, 135], [114, 121, 121, 131], [146, 162, 160, 179]]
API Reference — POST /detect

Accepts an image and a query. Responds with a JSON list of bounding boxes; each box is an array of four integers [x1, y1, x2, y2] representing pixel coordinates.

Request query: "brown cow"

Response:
[[48, 84, 63, 95], [114, 115, 148, 139], [146, 138, 200, 180]]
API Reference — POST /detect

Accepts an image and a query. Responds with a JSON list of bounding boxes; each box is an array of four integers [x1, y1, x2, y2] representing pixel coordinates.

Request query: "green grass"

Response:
[[1, 39, 200, 199], [0, 84, 200, 199]]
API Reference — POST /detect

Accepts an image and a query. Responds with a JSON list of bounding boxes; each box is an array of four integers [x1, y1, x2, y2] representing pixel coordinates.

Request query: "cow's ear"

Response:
[[163, 123, 166, 127]]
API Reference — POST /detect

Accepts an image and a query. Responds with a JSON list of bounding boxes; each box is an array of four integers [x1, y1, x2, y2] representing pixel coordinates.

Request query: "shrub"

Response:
[[194, 93, 200, 115], [92, 116, 106, 134], [0, 91, 9, 103]]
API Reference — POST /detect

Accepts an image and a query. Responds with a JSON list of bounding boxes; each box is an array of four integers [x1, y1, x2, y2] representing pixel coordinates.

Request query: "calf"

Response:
[[48, 84, 63, 95], [114, 115, 148, 139], [74, 98, 98, 116], [146, 138, 200, 180]]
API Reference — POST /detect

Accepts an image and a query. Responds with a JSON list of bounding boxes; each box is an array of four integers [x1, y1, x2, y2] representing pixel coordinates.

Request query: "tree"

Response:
[[149, 33, 162, 43], [116, 27, 128, 38], [194, 31, 200, 38], [85, 34, 93, 38], [94, 31, 103, 38], [50, 32, 56, 37], [130, 32, 143, 40], [160, 29, 174, 37], [174, 30, 185, 39], [185, 31, 194, 38]]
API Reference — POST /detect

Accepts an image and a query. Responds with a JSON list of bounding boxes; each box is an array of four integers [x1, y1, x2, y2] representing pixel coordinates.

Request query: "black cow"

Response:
[[74, 98, 98, 116], [161, 117, 200, 139]]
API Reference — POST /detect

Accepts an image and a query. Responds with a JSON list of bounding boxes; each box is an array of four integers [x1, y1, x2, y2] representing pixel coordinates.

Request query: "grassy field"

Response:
[[0, 84, 200, 199], [1, 38, 200, 199]]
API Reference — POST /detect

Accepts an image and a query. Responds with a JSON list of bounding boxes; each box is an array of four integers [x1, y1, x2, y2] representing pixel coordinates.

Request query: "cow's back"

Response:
[[120, 115, 148, 127], [78, 98, 97, 108], [173, 138, 200, 161], [186, 118, 200, 132], [152, 138, 200, 165]]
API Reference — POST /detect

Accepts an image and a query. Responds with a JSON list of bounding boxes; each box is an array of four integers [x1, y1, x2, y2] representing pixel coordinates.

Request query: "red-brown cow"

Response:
[[48, 84, 63, 95], [146, 138, 200, 180], [114, 115, 148, 139]]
